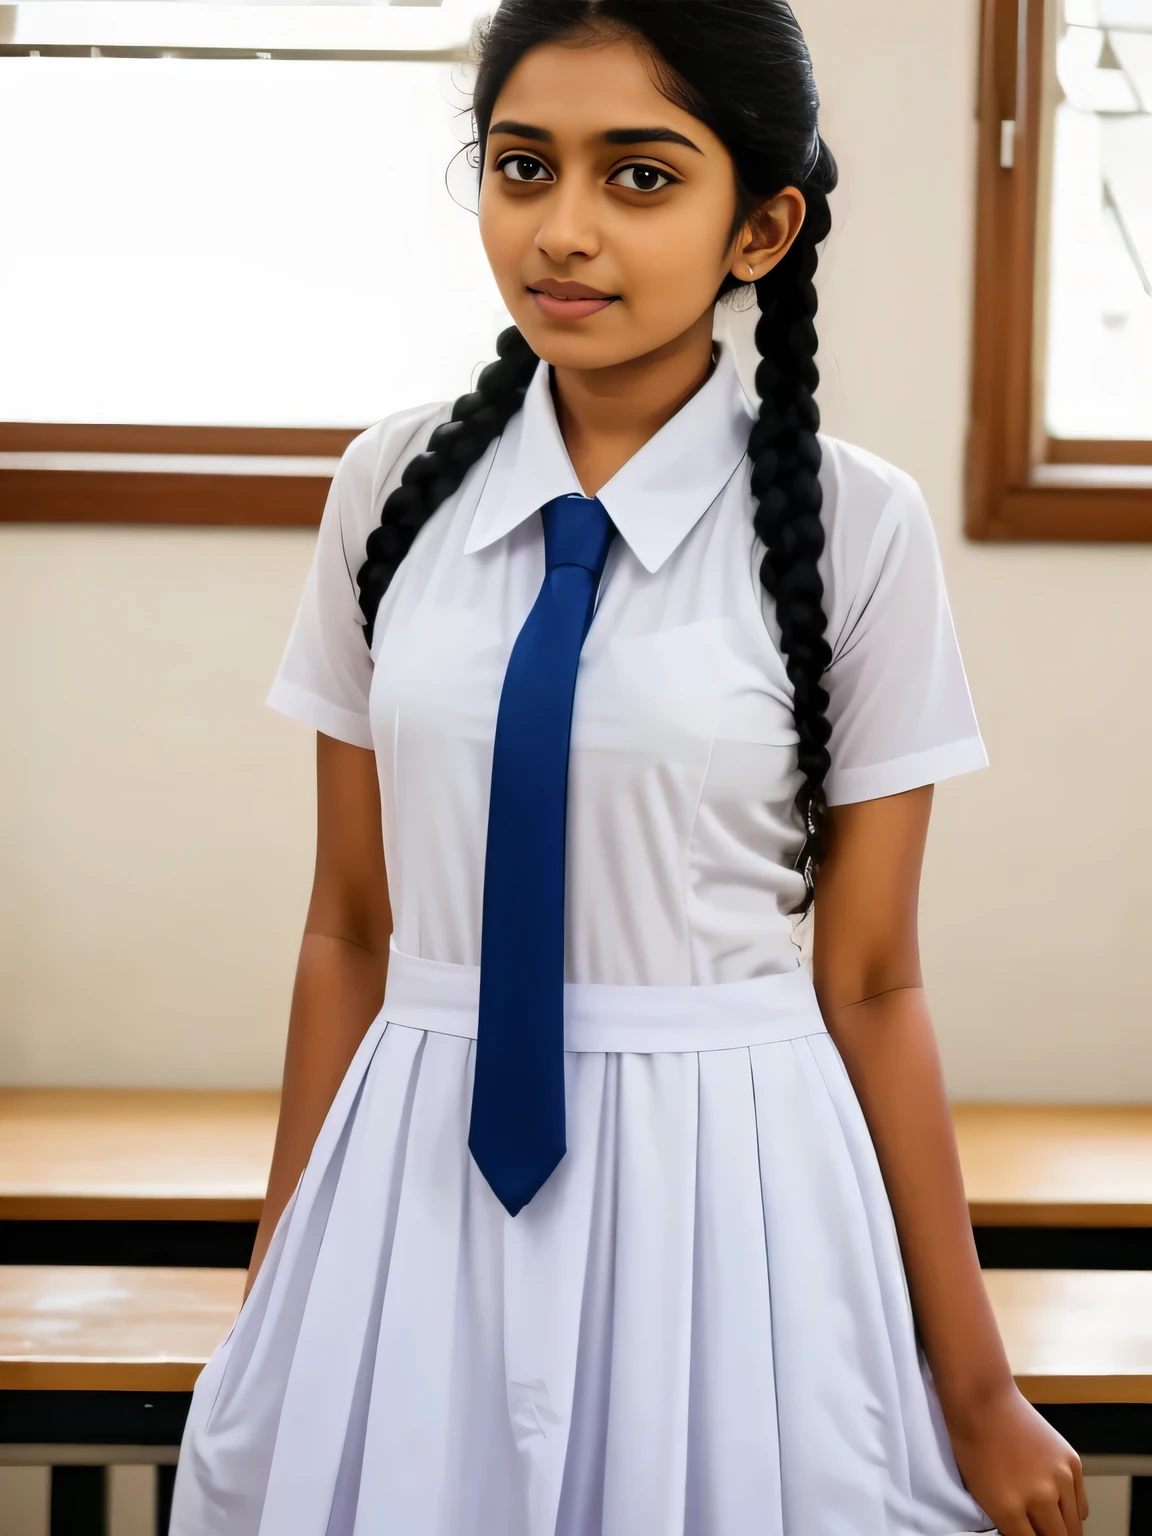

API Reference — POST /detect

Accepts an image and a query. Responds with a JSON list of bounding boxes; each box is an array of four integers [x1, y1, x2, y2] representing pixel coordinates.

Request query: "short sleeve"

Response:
[[264, 432, 382, 749], [822, 469, 988, 805], [265, 403, 451, 747]]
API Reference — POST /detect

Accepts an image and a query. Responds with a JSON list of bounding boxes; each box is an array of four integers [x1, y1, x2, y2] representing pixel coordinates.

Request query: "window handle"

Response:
[[999, 119, 1016, 169]]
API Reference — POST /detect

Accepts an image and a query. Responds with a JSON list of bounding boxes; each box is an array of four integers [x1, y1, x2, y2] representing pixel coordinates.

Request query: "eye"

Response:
[[608, 163, 677, 193], [497, 154, 554, 184]]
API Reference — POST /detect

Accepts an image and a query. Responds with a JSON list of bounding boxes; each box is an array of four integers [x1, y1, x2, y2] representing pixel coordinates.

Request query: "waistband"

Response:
[[380, 944, 828, 1054]]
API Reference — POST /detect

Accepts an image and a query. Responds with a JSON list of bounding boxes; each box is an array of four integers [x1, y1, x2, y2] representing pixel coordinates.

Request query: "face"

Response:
[[477, 31, 805, 371]]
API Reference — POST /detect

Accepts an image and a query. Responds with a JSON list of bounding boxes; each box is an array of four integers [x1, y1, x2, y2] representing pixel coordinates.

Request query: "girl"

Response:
[[171, 4, 1089, 1534]]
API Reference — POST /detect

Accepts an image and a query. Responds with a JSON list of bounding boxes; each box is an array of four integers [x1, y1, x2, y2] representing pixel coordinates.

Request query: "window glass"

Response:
[[1045, 0, 1152, 439], [0, 55, 508, 426]]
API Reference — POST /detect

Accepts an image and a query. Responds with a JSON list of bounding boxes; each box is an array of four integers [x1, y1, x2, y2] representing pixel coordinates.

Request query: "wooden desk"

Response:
[[986, 1269, 1152, 1535], [1, 1267, 1149, 1532], [0, 1265, 244, 1394], [953, 1104, 1152, 1269], [6, 1266, 1144, 1401], [3, 1093, 1151, 1263], [4, 1095, 1149, 1226], [0, 1088, 278, 1222], [0, 1265, 244, 1536], [953, 1105, 1152, 1228], [0, 1088, 278, 1267], [986, 1269, 1152, 1404]]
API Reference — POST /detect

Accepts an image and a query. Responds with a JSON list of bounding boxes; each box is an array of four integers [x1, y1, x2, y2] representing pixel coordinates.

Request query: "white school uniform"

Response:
[[171, 339, 994, 1536]]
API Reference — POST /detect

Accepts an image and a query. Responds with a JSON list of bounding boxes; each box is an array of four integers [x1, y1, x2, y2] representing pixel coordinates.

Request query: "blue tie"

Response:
[[469, 493, 616, 1216]]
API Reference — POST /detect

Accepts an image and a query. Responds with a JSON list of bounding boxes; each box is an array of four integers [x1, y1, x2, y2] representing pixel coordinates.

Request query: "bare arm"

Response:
[[813, 788, 1087, 1536], [244, 731, 392, 1299]]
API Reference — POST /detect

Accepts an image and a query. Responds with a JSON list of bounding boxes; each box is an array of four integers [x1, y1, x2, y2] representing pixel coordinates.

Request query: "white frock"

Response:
[[171, 340, 995, 1536]]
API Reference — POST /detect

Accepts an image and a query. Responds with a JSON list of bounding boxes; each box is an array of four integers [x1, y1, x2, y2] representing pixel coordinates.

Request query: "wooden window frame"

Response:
[[0, 424, 359, 528], [968, 0, 1152, 541], [0, 4, 475, 529]]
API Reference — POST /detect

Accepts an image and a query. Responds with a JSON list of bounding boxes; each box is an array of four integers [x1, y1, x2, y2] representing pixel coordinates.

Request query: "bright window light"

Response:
[[0, 55, 510, 426], [1045, 3, 1152, 440]]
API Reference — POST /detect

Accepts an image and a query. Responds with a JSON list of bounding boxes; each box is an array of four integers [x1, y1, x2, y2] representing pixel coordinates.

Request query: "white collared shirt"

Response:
[[267, 340, 987, 985]]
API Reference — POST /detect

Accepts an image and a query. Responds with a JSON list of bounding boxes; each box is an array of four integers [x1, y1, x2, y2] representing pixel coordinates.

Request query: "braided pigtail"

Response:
[[748, 165, 836, 907], [356, 324, 539, 647]]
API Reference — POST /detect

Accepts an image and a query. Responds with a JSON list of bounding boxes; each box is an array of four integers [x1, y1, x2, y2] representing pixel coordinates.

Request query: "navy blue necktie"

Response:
[[469, 493, 616, 1216]]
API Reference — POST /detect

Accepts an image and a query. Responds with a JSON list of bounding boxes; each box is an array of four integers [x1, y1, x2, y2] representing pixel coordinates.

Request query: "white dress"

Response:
[[171, 340, 995, 1536]]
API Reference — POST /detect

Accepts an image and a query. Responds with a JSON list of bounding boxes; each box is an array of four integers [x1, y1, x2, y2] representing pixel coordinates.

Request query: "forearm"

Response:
[[820, 983, 1014, 1429], [245, 930, 388, 1297]]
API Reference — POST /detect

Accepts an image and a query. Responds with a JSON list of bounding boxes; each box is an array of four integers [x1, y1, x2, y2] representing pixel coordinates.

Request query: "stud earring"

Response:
[[747, 264, 756, 280]]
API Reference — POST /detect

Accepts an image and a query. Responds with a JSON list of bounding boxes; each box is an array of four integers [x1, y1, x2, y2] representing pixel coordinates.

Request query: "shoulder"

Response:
[[818, 434, 933, 557], [328, 398, 455, 543], [817, 435, 940, 589], [814, 435, 946, 659]]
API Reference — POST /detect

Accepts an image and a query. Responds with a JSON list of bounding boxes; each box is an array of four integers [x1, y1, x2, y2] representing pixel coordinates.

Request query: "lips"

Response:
[[527, 279, 620, 322], [529, 279, 617, 299]]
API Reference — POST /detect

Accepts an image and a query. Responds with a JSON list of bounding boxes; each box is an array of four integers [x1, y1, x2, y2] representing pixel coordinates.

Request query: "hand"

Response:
[[947, 1382, 1089, 1536]]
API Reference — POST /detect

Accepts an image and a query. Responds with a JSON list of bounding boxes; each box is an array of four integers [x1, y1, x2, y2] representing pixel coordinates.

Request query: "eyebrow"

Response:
[[488, 120, 703, 154]]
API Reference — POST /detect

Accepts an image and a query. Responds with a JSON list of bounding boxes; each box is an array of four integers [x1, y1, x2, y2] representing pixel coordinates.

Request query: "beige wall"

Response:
[[2, 0, 1149, 1101], [0, 522, 316, 1086], [790, 0, 1151, 1101]]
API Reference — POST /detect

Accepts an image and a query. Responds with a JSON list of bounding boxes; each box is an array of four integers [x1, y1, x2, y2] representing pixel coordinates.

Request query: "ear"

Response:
[[731, 187, 808, 284]]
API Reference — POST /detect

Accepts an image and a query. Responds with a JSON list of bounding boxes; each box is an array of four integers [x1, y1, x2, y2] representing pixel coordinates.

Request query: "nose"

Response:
[[533, 172, 603, 266]]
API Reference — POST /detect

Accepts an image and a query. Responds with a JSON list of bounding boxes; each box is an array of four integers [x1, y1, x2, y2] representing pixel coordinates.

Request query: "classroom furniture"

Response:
[[4, 1094, 1151, 1223], [2, 1097, 1152, 1529], [0, 1266, 1149, 1531], [954, 1104, 1152, 1268], [0, 1088, 277, 1267], [985, 1268, 1152, 1534], [2, 1094, 1152, 1268], [0, 1265, 244, 1536]]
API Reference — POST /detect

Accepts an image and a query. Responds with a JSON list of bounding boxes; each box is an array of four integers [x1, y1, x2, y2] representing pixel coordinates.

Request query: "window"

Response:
[[968, 0, 1152, 539], [0, 1, 504, 525]]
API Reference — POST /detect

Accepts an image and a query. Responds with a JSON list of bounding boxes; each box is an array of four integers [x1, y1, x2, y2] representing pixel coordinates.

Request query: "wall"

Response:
[[0, 523, 315, 1086], [2, 0, 1150, 1100], [786, 0, 1151, 1101]]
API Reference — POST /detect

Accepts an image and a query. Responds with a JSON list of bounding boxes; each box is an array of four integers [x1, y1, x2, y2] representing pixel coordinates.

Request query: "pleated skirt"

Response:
[[170, 963, 993, 1536]]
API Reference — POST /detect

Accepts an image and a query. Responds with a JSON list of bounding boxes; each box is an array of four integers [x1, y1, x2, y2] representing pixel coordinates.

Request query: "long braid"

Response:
[[748, 169, 836, 905], [356, 325, 539, 647]]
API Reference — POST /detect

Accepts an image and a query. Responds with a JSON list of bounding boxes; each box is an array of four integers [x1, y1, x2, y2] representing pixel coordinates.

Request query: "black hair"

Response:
[[356, 0, 837, 902]]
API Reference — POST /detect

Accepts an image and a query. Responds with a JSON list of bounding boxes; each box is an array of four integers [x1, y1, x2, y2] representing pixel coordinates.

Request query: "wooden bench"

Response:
[[0, 1265, 244, 1535]]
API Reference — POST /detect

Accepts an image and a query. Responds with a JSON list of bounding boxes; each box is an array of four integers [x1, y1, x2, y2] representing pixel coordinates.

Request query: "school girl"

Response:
[[170, 3, 1090, 1533]]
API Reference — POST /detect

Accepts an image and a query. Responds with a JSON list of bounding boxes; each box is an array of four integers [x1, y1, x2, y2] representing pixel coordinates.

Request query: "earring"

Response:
[[747, 264, 756, 280]]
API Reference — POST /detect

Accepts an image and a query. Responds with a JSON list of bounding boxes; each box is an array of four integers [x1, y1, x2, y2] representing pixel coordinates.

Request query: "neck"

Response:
[[549, 311, 718, 498]]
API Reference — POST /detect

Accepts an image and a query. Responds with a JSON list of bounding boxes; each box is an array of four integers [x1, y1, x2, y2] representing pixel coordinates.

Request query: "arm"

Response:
[[813, 788, 1088, 1536], [244, 731, 392, 1299]]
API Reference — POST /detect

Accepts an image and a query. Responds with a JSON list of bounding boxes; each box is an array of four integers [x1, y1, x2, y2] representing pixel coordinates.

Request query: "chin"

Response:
[[516, 325, 651, 373]]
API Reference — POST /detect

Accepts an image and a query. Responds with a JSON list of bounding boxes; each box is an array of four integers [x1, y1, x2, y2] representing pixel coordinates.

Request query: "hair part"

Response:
[[356, 0, 837, 907]]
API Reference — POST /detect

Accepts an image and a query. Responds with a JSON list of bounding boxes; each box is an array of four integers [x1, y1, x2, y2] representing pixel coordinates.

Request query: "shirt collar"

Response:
[[463, 337, 755, 575]]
